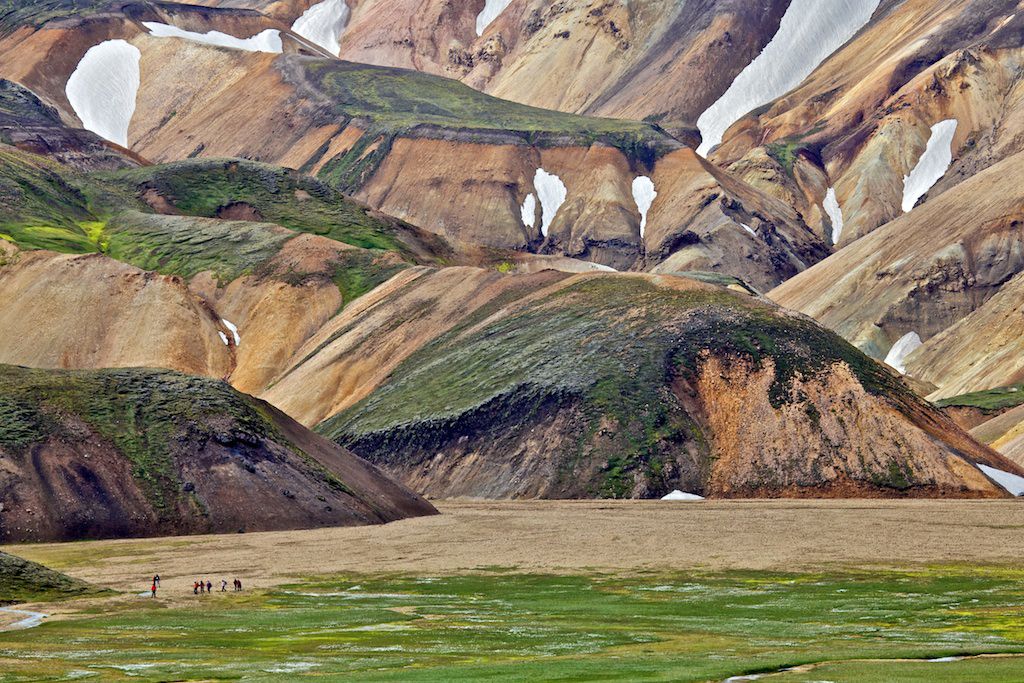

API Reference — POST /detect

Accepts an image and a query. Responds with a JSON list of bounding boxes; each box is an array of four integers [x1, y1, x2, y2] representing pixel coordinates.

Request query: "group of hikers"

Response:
[[147, 574, 243, 597]]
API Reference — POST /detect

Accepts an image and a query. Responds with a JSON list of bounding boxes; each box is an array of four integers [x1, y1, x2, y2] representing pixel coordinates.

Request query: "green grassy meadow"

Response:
[[2, 569, 1024, 681]]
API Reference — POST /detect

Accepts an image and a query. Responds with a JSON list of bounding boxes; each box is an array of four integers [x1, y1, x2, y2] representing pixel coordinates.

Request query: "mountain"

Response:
[[311, 270, 1020, 499], [0, 364, 436, 542], [0, 2, 830, 285], [769, 151, 1024, 400], [1, 0, 1024, 505]]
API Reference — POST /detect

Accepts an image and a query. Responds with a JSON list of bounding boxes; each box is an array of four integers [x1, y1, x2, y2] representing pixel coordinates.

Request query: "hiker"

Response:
[[151, 580, 157, 598], [153, 574, 160, 588], [200, 580, 205, 594], [236, 579, 243, 591], [206, 580, 213, 593], [221, 579, 228, 592], [193, 581, 199, 595]]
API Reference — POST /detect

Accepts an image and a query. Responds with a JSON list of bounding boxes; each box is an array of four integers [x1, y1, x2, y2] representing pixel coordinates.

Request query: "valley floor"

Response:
[[2, 500, 1024, 681], [8, 499, 1024, 587]]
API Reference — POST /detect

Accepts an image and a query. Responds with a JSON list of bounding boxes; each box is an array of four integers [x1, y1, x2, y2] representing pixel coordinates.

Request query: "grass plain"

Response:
[[2, 500, 1024, 681]]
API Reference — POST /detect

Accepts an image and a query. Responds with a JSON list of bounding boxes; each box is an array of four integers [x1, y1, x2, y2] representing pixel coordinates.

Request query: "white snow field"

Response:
[[977, 464, 1024, 496], [901, 119, 957, 212], [883, 331, 922, 374], [741, 223, 757, 237], [143, 22, 282, 53], [520, 193, 537, 228], [222, 319, 241, 346], [823, 187, 844, 244], [661, 490, 705, 501], [696, 0, 880, 156], [65, 40, 141, 147], [476, 0, 514, 36], [534, 168, 567, 237], [291, 0, 350, 55], [632, 176, 657, 238]]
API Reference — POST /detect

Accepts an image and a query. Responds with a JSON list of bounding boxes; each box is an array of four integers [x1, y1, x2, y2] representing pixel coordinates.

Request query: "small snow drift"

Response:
[[143, 22, 282, 53], [661, 490, 704, 501], [534, 168, 567, 238], [902, 119, 958, 212], [741, 223, 757, 238], [291, 0, 350, 55], [696, 0, 880, 156], [65, 40, 141, 147], [823, 187, 844, 244], [520, 193, 536, 228], [977, 464, 1024, 496], [884, 331, 922, 374], [476, 0, 514, 36], [222, 319, 240, 346], [632, 176, 657, 239]]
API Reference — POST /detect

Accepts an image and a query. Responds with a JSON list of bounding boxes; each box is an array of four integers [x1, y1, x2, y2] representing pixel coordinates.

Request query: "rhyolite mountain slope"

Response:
[[769, 151, 1024, 400], [0, 364, 436, 543], [0, 2, 831, 285], [314, 270, 1021, 500]]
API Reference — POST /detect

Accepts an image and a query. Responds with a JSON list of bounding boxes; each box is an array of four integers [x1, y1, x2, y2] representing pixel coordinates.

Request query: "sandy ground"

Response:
[[6, 499, 1024, 593]]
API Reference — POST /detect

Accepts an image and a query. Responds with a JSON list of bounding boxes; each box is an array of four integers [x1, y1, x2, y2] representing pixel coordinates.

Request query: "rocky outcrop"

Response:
[[0, 364, 436, 542], [315, 270, 1019, 499]]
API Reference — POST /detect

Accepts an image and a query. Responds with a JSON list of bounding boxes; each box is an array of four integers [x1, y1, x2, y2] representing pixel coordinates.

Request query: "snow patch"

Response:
[[696, 0, 880, 156], [520, 193, 537, 228], [883, 331, 922, 374], [218, 331, 230, 346], [65, 40, 141, 147], [741, 223, 757, 237], [534, 168, 567, 237], [291, 0, 350, 55], [143, 22, 282, 53], [823, 187, 844, 244], [661, 490, 704, 501], [632, 176, 657, 239], [902, 119, 957, 212], [977, 464, 1024, 496], [221, 319, 240, 346], [476, 0, 514, 36]]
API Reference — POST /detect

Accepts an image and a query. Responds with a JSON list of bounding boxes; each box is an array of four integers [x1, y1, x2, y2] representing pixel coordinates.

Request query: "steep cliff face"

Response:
[[0, 364, 436, 543], [315, 271, 1018, 499]]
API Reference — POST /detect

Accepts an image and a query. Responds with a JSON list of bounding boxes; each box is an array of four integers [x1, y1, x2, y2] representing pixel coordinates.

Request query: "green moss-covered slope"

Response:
[[96, 158, 419, 253], [936, 384, 1024, 412], [0, 552, 93, 605], [0, 364, 435, 542], [319, 274, 966, 499], [301, 58, 672, 145]]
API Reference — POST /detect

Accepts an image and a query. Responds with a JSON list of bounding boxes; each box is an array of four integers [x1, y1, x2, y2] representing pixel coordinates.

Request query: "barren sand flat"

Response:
[[7, 499, 1024, 591]]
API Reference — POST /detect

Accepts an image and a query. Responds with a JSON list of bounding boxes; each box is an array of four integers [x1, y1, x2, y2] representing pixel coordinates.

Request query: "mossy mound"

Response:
[[0, 552, 93, 605], [0, 364, 435, 542], [319, 274, 967, 499]]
